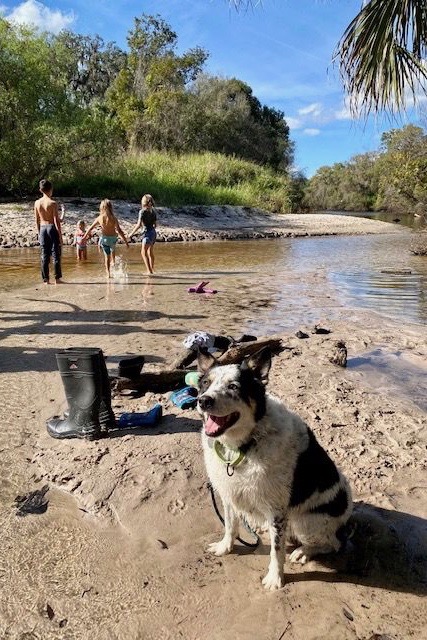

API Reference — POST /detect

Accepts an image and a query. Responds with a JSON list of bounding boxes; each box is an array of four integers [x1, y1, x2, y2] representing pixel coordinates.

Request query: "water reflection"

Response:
[[347, 348, 427, 412], [0, 233, 426, 327]]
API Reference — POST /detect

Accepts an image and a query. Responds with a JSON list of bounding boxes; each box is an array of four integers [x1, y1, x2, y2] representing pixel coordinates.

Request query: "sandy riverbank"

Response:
[[0, 251, 426, 639], [0, 200, 403, 248]]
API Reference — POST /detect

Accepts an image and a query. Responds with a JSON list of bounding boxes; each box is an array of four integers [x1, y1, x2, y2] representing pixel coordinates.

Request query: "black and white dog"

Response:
[[197, 347, 352, 590]]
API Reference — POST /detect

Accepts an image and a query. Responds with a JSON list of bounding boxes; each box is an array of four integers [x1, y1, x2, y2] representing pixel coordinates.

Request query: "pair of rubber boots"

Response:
[[46, 348, 115, 440]]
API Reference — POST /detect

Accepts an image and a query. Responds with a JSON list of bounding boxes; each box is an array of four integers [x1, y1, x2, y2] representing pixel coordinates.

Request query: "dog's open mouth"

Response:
[[205, 412, 240, 437]]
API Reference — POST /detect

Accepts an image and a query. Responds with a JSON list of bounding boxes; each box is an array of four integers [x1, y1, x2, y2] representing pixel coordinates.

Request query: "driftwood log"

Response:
[[216, 336, 283, 365], [113, 337, 284, 394], [113, 369, 186, 394], [172, 336, 283, 371], [172, 348, 198, 370]]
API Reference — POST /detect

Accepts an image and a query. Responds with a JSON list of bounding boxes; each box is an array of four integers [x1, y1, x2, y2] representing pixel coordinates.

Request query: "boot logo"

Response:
[[69, 363, 78, 369]]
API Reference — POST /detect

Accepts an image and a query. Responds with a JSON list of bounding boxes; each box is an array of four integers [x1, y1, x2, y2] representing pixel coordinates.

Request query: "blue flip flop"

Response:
[[170, 386, 198, 409]]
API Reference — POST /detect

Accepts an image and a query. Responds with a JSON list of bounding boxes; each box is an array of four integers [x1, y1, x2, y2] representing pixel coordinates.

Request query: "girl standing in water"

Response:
[[73, 219, 88, 261], [83, 199, 129, 278], [129, 194, 157, 275]]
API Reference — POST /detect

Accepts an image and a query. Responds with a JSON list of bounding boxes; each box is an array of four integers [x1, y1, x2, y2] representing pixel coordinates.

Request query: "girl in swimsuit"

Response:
[[129, 194, 157, 275], [83, 200, 129, 278], [73, 220, 88, 261]]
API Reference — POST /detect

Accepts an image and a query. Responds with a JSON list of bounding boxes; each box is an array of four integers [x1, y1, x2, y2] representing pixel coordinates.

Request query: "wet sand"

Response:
[[0, 224, 426, 639]]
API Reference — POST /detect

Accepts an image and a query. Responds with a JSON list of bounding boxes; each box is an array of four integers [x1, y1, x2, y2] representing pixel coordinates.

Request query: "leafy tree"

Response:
[[106, 14, 292, 169], [304, 153, 379, 211], [376, 125, 427, 212], [188, 75, 293, 169], [304, 125, 427, 214], [381, 124, 427, 156], [304, 164, 346, 210], [0, 11, 296, 195], [56, 31, 126, 106], [107, 14, 208, 147], [0, 18, 118, 193]]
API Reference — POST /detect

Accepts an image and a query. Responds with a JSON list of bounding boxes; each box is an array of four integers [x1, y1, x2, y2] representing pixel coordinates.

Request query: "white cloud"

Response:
[[298, 102, 323, 117], [303, 128, 321, 136], [285, 116, 302, 129], [4, 0, 75, 33]]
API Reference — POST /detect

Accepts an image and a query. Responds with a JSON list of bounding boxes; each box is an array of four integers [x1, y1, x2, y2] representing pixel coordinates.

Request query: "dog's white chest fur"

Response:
[[202, 394, 306, 523]]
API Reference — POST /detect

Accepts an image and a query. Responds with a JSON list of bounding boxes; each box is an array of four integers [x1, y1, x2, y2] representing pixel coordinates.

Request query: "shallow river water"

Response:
[[1, 231, 426, 328]]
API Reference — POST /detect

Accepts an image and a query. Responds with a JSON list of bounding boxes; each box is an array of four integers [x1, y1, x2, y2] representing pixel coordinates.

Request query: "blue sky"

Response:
[[2, 0, 426, 176]]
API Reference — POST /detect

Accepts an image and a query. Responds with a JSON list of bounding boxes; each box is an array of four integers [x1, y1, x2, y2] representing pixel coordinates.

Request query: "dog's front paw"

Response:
[[289, 546, 310, 564], [207, 539, 233, 556], [262, 569, 285, 591]]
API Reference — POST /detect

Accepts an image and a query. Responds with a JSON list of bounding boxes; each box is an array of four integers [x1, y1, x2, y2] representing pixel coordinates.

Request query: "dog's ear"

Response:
[[243, 347, 271, 385], [197, 347, 217, 373]]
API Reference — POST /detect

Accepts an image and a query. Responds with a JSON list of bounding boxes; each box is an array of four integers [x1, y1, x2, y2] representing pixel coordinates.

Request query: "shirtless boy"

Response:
[[34, 179, 63, 284]]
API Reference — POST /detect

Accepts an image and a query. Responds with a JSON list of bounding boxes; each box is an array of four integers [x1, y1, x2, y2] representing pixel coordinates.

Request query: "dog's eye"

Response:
[[228, 383, 239, 391], [200, 378, 209, 389]]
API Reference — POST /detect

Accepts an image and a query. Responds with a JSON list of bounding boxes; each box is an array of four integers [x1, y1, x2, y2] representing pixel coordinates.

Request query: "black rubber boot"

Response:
[[47, 350, 103, 440], [118, 355, 145, 380], [97, 350, 116, 432], [58, 348, 116, 433]]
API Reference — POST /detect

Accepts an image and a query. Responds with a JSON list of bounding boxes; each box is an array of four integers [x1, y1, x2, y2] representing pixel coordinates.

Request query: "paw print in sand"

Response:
[[168, 498, 186, 515]]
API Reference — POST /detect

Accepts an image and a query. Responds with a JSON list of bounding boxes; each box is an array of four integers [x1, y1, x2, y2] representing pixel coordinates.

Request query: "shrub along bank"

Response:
[[55, 151, 304, 213]]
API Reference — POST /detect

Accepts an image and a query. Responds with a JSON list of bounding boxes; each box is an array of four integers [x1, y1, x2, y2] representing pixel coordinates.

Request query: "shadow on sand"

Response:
[[107, 414, 200, 438], [233, 501, 427, 596], [0, 298, 206, 372]]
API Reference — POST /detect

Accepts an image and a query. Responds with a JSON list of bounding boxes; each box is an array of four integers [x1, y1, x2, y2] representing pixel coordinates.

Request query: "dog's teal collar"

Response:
[[210, 438, 256, 475]]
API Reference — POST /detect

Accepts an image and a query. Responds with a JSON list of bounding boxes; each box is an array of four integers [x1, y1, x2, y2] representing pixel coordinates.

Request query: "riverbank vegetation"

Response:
[[55, 151, 301, 213], [304, 124, 427, 216], [2, 11, 427, 217], [0, 14, 306, 211]]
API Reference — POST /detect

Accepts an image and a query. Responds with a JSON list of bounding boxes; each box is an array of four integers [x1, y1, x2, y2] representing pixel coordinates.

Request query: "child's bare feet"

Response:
[[55, 279, 64, 284]]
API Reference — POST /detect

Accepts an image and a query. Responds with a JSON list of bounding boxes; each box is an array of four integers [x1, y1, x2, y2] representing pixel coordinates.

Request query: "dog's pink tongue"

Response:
[[205, 415, 228, 435]]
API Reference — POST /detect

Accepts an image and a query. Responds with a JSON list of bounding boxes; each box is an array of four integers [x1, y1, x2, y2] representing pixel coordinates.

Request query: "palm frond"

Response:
[[334, 0, 427, 116]]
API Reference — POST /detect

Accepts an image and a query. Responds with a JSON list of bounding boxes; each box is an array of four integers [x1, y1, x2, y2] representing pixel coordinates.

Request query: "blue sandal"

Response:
[[170, 386, 198, 409]]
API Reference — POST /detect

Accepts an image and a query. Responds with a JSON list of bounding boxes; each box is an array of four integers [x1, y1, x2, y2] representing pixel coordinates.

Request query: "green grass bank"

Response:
[[55, 151, 299, 213]]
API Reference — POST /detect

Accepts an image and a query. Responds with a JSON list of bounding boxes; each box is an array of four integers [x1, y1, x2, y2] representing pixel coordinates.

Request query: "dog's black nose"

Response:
[[198, 394, 214, 411]]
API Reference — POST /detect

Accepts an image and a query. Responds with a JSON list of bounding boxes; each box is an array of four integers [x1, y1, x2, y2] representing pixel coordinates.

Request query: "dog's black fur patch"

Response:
[[310, 487, 348, 517], [289, 428, 340, 508], [198, 371, 213, 393], [238, 365, 267, 421]]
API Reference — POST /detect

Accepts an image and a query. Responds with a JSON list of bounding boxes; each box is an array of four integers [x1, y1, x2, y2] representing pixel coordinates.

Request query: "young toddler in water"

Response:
[[73, 220, 88, 260]]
